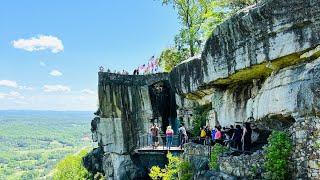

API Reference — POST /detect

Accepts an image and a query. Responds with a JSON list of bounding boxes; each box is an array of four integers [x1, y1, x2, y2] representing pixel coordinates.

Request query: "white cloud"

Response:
[[81, 89, 95, 95], [0, 80, 33, 90], [14, 101, 28, 105], [0, 93, 6, 99], [0, 91, 98, 111], [12, 35, 64, 53], [0, 91, 24, 99], [43, 85, 71, 92], [0, 80, 18, 88], [50, 70, 63, 76], [40, 61, 46, 67], [8, 91, 24, 99], [18, 85, 33, 90]]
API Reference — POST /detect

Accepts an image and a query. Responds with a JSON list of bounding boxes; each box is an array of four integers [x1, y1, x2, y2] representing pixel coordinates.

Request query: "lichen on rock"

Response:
[[84, 0, 320, 179]]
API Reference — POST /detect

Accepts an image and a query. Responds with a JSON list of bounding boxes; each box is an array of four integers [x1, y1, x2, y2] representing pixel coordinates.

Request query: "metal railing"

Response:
[[137, 134, 182, 150]]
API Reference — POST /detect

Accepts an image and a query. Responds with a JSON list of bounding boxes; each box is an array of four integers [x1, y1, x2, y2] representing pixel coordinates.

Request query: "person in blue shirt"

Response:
[[211, 126, 216, 143]]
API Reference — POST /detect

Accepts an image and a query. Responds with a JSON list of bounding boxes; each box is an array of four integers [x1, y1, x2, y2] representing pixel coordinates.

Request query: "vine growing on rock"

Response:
[[263, 131, 293, 180]]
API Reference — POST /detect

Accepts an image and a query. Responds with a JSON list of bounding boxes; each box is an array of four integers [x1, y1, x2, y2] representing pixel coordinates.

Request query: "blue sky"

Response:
[[0, 0, 180, 111]]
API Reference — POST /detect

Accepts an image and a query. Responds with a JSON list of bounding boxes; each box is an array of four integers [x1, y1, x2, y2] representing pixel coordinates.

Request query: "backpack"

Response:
[[200, 130, 206, 138]]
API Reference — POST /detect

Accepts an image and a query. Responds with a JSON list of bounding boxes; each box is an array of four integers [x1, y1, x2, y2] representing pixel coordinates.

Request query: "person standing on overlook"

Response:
[[178, 124, 188, 149], [150, 124, 159, 149], [242, 122, 252, 153], [233, 125, 243, 151], [166, 126, 174, 150], [200, 126, 206, 145], [205, 125, 211, 145], [214, 126, 222, 145]]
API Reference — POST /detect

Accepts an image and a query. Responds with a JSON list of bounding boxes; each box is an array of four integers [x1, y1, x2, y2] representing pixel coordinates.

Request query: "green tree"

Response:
[[158, 0, 258, 71], [159, 47, 189, 72], [149, 152, 193, 180], [53, 149, 91, 180], [264, 131, 293, 180], [162, 0, 231, 57], [209, 143, 228, 170]]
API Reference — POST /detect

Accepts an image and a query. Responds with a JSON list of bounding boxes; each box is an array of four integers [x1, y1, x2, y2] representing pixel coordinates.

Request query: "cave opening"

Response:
[[148, 81, 177, 133], [230, 115, 296, 155]]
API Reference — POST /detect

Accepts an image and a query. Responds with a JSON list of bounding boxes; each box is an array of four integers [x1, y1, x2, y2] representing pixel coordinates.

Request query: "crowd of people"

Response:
[[99, 55, 161, 75], [147, 121, 253, 153], [199, 122, 252, 152], [133, 56, 161, 75]]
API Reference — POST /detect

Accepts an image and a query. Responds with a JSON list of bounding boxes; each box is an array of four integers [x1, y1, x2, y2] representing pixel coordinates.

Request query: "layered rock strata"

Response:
[[86, 0, 320, 179]]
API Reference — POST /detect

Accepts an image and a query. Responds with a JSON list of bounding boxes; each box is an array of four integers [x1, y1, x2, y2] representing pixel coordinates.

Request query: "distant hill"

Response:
[[0, 110, 94, 179]]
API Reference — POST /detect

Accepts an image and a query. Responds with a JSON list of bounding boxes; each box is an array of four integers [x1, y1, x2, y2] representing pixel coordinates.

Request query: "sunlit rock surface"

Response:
[[85, 0, 320, 179], [170, 0, 320, 97]]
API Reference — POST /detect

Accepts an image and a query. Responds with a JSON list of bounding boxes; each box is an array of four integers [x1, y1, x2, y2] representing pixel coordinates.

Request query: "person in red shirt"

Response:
[[214, 126, 223, 145]]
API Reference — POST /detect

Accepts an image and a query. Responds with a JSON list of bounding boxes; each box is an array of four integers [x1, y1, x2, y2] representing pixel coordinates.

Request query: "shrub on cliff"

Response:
[[149, 152, 193, 180], [209, 144, 228, 170], [53, 149, 91, 180], [264, 131, 293, 180]]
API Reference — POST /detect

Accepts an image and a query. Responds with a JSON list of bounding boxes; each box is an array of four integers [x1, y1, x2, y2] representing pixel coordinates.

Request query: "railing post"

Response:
[[143, 135, 145, 148], [163, 135, 165, 150]]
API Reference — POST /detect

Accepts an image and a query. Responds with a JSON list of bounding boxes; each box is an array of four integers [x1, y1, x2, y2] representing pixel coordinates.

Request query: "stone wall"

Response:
[[218, 150, 264, 179], [290, 116, 320, 179]]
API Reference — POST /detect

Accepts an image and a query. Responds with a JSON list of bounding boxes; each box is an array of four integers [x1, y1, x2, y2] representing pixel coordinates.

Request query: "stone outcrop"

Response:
[[92, 73, 178, 179], [181, 143, 211, 171], [85, 0, 320, 179], [83, 147, 104, 175], [170, 0, 320, 98], [212, 56, 320, 127], [192, 170, 236, 180], [218, 150, 265, 178]]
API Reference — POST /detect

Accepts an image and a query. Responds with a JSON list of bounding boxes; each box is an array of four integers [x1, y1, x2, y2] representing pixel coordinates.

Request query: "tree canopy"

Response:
[[53, 149, 91, 180], [158, 0, 258, 72]]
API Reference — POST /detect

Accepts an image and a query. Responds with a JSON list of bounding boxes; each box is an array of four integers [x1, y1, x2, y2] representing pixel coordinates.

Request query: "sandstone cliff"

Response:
[[85, 0, 320, 179]]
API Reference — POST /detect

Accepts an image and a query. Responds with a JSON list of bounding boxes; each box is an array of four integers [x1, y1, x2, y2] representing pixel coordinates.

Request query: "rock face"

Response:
[[218, 150, 265, 178], [181, 143, 211, 171], [85, 0, 320, 179], [93, 73, 178, 179], [170, 0, 320, 97]]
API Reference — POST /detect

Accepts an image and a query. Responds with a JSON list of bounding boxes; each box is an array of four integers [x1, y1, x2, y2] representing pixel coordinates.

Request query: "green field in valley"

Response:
[[0, 110, 94, 180]]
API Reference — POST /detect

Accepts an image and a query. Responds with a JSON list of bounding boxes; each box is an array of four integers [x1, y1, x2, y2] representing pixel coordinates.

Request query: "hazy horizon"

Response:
[[0, 0, 179, 111]]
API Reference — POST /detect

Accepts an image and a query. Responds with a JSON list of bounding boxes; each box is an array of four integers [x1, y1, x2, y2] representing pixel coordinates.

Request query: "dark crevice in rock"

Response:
[[148, 81, 177, 133], [83, 147, 105, 175], [256, 114, 296, 131]]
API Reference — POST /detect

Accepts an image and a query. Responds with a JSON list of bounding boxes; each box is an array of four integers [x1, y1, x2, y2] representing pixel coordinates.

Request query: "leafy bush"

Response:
[[209, 144, 228, 170], [264, 131, 293, 180], [53, 149, 91, 180], [179, 161, 193, 180], [149, 152, 193, 180]]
